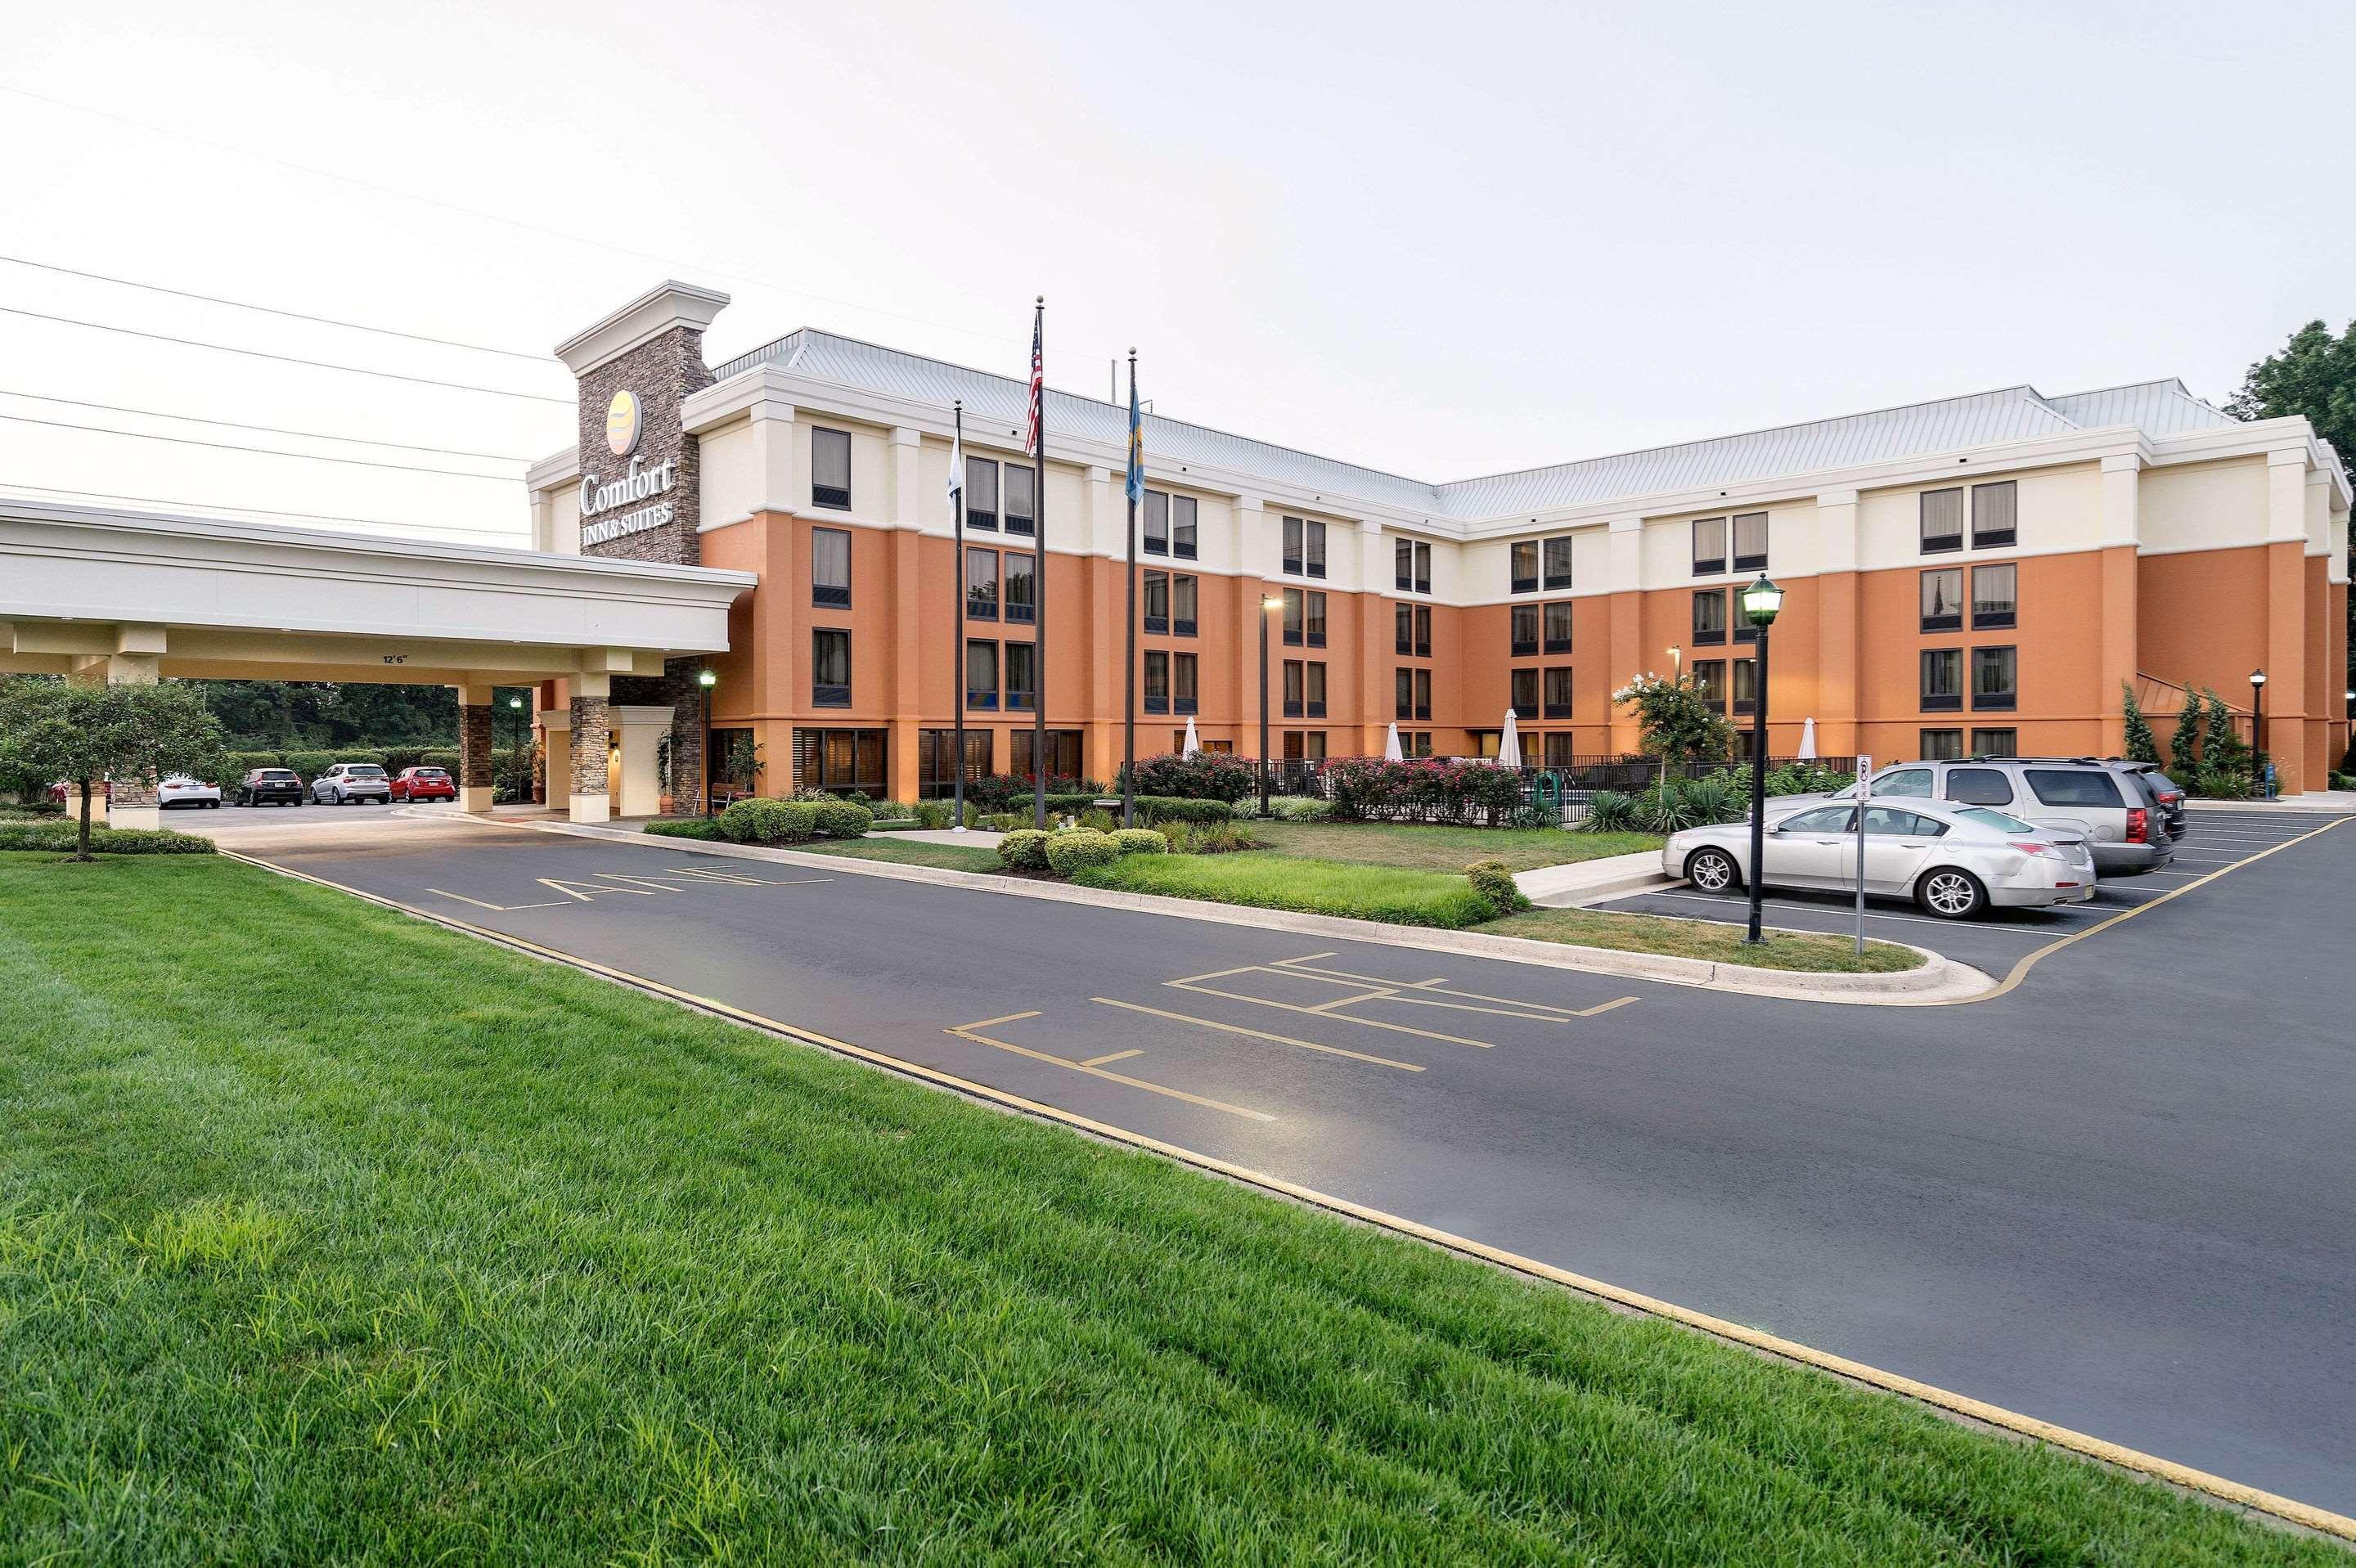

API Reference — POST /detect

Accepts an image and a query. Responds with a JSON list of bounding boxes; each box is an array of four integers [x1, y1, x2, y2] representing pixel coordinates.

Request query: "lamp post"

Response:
[[697, 668, 717, 817], [1739, 573, 1784, 944], [1258, 595, 1283, 817], [503, 694, 524, 806], [2249, 668, 2268, 795]]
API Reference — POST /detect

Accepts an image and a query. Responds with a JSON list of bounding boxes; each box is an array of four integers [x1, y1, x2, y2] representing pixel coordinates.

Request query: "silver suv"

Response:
[[1811, 759, 2174, 876], [310, 763, 392, 805]]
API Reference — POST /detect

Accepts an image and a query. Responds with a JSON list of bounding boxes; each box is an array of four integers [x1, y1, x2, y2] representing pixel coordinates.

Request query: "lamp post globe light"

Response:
[[1259, 595, 1284, 818], [1738, 573, 1784, 944]]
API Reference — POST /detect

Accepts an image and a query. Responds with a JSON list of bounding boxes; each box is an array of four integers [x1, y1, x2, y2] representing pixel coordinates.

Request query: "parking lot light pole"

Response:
[[1738, 573, 1784, 944], [697, 668, 717, 817], [2249, 668, 2266, 791], [1258, 595, 1283, 817]]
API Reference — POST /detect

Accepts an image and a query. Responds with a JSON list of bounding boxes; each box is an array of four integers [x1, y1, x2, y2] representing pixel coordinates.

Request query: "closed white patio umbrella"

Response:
[[1181, 716, 1202, 756], [1383, 722, 1404, 762], [1497, 710, 1522, 769], [1796, 717, 1818, 760]]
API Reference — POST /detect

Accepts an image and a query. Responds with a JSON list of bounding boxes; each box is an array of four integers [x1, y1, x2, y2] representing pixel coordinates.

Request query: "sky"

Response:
[[2, 0, 2350, 546]]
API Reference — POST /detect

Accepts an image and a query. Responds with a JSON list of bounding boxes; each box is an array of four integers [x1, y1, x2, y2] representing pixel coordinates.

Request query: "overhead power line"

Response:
[[0, 478, 528, 539], [0, 254, 555, 363], [0, 304, 573, 404], [0, 389, 533, 462], [0, 412, 517, 481]]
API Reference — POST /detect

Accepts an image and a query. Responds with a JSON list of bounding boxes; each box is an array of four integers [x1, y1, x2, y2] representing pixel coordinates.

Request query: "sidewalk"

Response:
[[1513, 851, 1671, 908], [2186, 790, 2356, 813]]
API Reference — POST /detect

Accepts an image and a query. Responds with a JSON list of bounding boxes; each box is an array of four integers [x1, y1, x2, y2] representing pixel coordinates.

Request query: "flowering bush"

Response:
[[1118, 751, 1257, 803], [1321, 757, 1525, 825], [1612, 672, 1736, 766]]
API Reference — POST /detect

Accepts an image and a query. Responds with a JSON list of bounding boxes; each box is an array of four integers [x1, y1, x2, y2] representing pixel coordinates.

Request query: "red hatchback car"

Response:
[[388, 766, 459, 802]]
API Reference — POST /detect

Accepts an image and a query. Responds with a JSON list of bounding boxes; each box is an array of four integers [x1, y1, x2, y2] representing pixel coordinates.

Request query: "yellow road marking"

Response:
[[1168, 979, 1493, 1048], [537, 877, 655, 901], [1081, 1049, 1144, 1067], [587, 872, 684, 892], [945, 1024, 1275, 1123], [212, 845, 2356, 1543], [1275, 956, 1639, 1019], [1091, 996, 1423, 1071], [958, 1010, 1042, 1031], [425, 887, 566, 911], [1304, 989, 1390, 1013]]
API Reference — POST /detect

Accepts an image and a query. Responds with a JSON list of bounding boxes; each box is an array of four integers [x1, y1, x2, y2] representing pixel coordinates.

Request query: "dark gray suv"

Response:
[[1811, 759, 2174, 876]]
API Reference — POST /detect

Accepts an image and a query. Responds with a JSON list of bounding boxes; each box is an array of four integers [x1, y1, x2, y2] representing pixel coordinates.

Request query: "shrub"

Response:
[[1265, 795, 1330, 820], [1118, 751, 1257, 803], [2169, 688, 2203, 777], [1464, 859, 1522, 915], [1135, 796, 1233, 825], [1678, 775, 1744, 827], [2121, 683, 2160, 765], [1109, 828, 1166, 856], [644, 818, 726, 841], [1577, 789, 1639, 833], [963, 773, 1099, 811], [1078, 806, 1117, 833], [2191, 768, 2250, 801], [811, 799, 873, 838], [1321, 757, 1523, 824], [982, 811, 1026, 833], [0, 823, 216, 855], [912, 801, 953, 829], [996, 829, 1052, 871], [717, 798, 816, 844], [1194, 820, 1252, 854], [1043, 829, 1121, 876]]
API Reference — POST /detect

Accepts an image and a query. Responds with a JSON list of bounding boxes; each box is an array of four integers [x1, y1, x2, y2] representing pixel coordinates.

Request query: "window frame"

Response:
[[1510, 603, 1540, 658], [1144, 488, 1170, 556], [811, 525, 852, 609], [964, 546, 1000, 622], [1001, 462, 1035, 537], [964, 454, 998, 531], [1692, 587, 1727, 646], [811, 627, 852, 708], [1173, 650, 1198, 714], [1920, 647, 1963, 712], [1171, 494, 1198, 560], [964, 638, 999, 711], [1971, 562, 2017, 630], [1003, 550, 1036, 626], [1283, 658, 1305, 719], [1919, 567, 1963, 632], [1731, 657, 1757, 717], [1919, 487, 1963, 553], [1918, 729, 1965, 762], [1143, 568, 1170, 636], [1971, 481, 2017, 549], [1509, 539, 1539, 595], [1144, 648, 1170, 714], [1542, 535, 1573, 591], [1543, 600, 1573, 654], [1004, 640, 1036, 712], [1692, 516, 1728, 576], [1970, 727, 2017, 759], [1543, 665, 1574, 720], [1970, 645, 2017, 712], [1731, 511, 1768, 572], [1510, 667, 1539, 721], [811, 427, 852, 511], [1395, 537, 1432, 594], [1171, 573, 1197, 636]]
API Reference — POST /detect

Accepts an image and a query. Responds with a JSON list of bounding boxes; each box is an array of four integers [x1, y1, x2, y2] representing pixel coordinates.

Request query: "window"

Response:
[[1395, 538, 1431, 594], [1732, 512, 1768, 571], [1543, 535, 1573, 591], [1692, 588, 1727, 645], [1971, 563, 2016, 629], [1283, 516, 1325, 577], [1544, 731, 1577, 767], [1971, 727, 2017, 758], [793, 727, 886, 798], [1144, 489, 1169, 555], [1971, 645, 2017, 711], [1283, 658, 1304, 718], [1001, 463, 1034, 537], [1544, 667, 1574, 719], [1920, 648, 1962, 711], [811, 527, 852, 608], [1863, 807, 1945, 838], [1392, 602, 1430, 657], [1305, 661, 1327, 717], [1283, 587, 1305, 646], [1284, 730, 1327, 762], [1693, 659, 1725, 712], [1920, 487, 1963, 552], [1510, 667, 1539, 720], [1172, 573, 1197, 636], [1005, 641, 1036, 712], [1919, 568, 1962, 631], [1544, 600, 1573, 654], [1780, 805, 1857, 834], [1510, 540, 1539, 594], [1510, 604, 1539, 657], [1171, 495, 1198, 560], [964, 639, 998, 710], [965, 456, 998, 530], [1004, 551, 1036, 625], [2026, 768, 2124, 808], [1144, 569, 1169, 635], [812, 628, 851, 707], [1144, 649, 1169, 713], [918, 728, 991, 798], [812, 428, 852, 510], [1731, 658, 1757, 716], [1396, 667, 1431, 721], [965, 547, 999, 621], [1875, 766, 1936, 795], [1692, 516, 1727, 575], [1972, 481, 2017, 548], [1014, 729, 1084, 781], [1305, 590, 1327, 648], [1174, 652, 1198, 714], [1918, 730, 1964, 761], [1945, 766, 2013, 805]]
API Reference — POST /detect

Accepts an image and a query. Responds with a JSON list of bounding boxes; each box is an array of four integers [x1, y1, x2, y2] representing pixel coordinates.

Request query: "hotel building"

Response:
[[520, 281, 2349, 808]]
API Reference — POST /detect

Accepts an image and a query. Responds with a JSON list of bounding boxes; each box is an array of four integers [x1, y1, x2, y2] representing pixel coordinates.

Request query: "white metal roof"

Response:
[[710, 330, 2266, 521]]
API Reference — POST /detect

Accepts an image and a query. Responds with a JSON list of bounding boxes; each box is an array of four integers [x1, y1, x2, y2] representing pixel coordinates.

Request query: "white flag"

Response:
[[946, 426, 964, 505]]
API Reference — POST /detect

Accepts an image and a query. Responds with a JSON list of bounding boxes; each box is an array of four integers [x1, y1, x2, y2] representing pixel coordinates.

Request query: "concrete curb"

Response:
[[488, 816, 1987, 1005]]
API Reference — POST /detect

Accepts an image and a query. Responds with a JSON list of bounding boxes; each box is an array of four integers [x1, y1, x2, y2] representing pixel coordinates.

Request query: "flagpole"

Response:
[[1029, 296, 1048, 831], [951, 400, 967, 832], [1122, 348, 1138, 830]]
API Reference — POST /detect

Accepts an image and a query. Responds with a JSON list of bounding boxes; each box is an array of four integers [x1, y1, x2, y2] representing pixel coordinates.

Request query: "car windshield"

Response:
[[348, 766, 387, 778], [1958, 806, 2040, 834], [413, 769, 447, 779], [259, 771, 296, 780]]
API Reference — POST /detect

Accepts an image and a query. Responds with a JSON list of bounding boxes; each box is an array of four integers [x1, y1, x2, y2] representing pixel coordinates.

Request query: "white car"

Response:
[[157, 775, 222, 810], [310, 763, 392, 805], [1661, 798, 2097, 919]]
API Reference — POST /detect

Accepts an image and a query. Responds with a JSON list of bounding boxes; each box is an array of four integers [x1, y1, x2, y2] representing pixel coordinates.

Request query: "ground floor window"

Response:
[[794, 727, 887, 798], [1971, 727, 2017, 758], [918, 728, 992, 798], [1919, 728, 1964, 762], [1012, 728, 1084, 780], [708, 727, 758, 797], [1543, 732, 1577, 766], [1283, 730, 1327, 762], [1206, 738, 1234, 753]]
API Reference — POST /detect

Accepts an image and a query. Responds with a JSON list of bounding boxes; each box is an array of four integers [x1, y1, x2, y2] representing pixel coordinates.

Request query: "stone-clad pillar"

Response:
[[570, 672, 612, 824], [78, 643, 164, 829], [664, 659, 708, 817], [455, 683, 496, 813]]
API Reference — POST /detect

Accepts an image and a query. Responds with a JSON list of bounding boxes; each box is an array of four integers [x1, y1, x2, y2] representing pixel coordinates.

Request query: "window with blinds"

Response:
[[811, 527, 852, 608], [812, 428, 852, 510]]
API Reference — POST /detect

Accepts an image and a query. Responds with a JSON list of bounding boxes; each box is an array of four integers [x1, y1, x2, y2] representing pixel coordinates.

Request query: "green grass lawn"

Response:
[[1484, 906, 1924, 973], [794, 835, 1005, 872], [0, 854, 2327, 1561], [1249, 819, 1661, 874], [1075, 850, 1503, 928]]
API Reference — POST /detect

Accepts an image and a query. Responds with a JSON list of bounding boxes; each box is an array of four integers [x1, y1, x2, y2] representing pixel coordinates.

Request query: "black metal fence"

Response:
[[1246, 754, 1859, 820]]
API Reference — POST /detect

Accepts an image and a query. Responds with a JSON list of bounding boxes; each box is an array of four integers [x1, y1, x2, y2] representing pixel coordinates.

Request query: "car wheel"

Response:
[[1685, 847, 1742, 893], [1916, 867, 1987, 919]]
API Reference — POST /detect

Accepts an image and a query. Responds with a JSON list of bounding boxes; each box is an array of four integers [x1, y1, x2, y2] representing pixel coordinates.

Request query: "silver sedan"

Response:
[[1660, 799, 2098, 919]]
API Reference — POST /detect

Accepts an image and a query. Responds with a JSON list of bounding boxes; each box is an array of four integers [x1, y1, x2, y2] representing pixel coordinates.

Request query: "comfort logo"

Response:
[[605, 389, 642, 458]]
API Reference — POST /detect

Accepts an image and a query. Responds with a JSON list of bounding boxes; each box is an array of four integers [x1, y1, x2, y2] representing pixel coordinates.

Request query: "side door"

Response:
[[1763, 805, 1855, 889], [1860, 806, 1944, 894]]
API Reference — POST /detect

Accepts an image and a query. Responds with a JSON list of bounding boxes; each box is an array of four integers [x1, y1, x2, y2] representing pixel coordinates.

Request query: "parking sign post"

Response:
[[1853, 754, 1871, 959]]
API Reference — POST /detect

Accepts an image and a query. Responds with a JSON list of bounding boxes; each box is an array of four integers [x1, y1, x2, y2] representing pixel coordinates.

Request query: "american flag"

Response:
[[1023, 305, 1043, 456]]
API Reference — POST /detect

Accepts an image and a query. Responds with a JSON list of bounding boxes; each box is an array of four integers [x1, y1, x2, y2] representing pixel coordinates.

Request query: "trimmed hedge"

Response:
[[1464, 859, 1522, 915], [644, 819, 726, 841], [1117, 752, 1257, 803], [0, 824, 217, 855], [811, 799, 874, 839], [1043, 829, 1121, 876], [1322, 757, 1523, 825], [1044, 793, 1233, 825], [996, 829, 1052, 872], [717, 799, 817, 845], [1109, 829, 1167, 857]]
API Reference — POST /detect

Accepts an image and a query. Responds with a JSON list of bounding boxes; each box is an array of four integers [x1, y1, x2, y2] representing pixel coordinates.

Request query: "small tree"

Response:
[[723, 732, 765, 793], [2120, 682, 2159, 765], [2168, 687, 2202, 776], [1612, 673, 1737, 785], [2201, 688, 2250, 777], [0, 678, 229, 860]]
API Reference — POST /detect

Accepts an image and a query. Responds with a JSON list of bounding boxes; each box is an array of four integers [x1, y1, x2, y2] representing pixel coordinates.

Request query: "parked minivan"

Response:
[[1807, 759, 2174, 876]]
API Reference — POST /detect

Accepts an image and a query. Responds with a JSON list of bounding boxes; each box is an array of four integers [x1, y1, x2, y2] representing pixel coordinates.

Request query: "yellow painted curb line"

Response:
[[213, 846, 2354, 1542]]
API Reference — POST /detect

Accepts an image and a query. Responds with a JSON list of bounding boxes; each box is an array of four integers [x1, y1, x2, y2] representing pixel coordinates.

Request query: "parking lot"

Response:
[[1589, 806, 2353, 977]]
